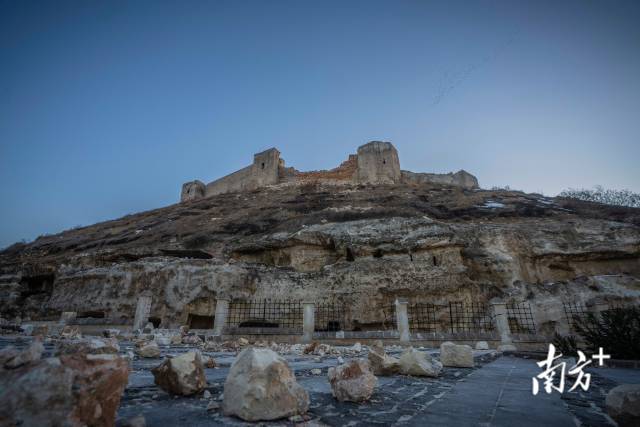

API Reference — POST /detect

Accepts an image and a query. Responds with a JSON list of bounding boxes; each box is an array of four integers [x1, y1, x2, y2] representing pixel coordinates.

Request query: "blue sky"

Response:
[[1, 0, 639, 248]]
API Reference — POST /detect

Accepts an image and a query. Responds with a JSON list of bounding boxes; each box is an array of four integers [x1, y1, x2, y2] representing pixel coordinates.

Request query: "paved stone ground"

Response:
[[2, 336, 639, 426]]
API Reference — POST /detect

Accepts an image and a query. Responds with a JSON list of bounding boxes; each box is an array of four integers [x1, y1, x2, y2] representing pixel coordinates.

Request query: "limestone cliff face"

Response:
[[1, 182, 639, 332]]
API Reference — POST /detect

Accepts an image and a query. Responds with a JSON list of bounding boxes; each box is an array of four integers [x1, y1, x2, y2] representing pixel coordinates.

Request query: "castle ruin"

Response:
[[180, 141, 478, 202]]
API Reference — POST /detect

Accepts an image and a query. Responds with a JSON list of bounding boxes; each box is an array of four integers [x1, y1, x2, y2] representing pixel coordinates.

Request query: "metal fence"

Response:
[[315, 302, 347, 332], [381, 305, 397, 330], [408, 303, 439, 333], [448, 302, 494, 333], [227, 299, 302, 331], [563, 301, 587, 333], [506, 301, 536, 334]]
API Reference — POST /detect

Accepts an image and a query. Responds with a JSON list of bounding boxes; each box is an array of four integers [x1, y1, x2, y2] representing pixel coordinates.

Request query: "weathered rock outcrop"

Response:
[[222, 348, 309, 421], [1, 181, 639, 331], [328, 359, 378, 402], [151, 351, 206, 396]]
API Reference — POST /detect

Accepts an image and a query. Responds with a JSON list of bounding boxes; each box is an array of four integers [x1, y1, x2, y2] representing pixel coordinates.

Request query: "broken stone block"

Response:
[[222, 348, 309, 421], [237, 337, 249, 346], [440, 342, 474, 368], [475, 341, 490, 350], [155, 335, 172, 346], [606, 384, 640, 427], [60, 325, 81, 339], [103, 328, 121, 338], [152, 351, 207, 396], [1, 339, 43, 369], [399, 347, 442, 377], [135, 341, 161, 358], [327, 359, 377, 402], [0, 352, 129, 427], [368, 340, 401, 376]]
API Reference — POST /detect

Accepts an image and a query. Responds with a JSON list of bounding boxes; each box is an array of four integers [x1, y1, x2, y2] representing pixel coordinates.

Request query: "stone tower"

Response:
[[355, 141, 401, 184], [251, 148, 281, 188]]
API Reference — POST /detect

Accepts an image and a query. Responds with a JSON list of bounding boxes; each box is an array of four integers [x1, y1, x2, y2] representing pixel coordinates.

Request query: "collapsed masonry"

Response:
[[180, 141, 479, 202]]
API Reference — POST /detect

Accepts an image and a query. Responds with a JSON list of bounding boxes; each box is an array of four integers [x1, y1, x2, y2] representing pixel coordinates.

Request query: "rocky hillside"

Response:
[[2, 182, 639, 333]]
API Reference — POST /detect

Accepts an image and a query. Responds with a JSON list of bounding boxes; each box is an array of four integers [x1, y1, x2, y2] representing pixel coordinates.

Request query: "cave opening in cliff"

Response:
[[20, 273, 55, 297], [149, 317, 162, 328], [345, 247, 355, 261], [373, 249, 383, 258], [188, 314, 214, 329]]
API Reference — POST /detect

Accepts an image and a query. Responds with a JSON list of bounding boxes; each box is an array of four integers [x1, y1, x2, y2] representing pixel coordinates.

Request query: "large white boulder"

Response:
[[399, 347, 442, 377], [151, 351, 207, 396], [368, 340, 401, 376], [135, 341, 161, 358], [440, 342, 474, 368], [327, 359, 377, 402], [606, 384, 640, 427], [475, 341, 490, 350], [222, 348, 309, 421]]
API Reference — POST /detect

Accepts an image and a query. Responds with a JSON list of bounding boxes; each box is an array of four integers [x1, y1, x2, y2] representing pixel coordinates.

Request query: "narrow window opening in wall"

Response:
[[261, 162, 265, 169], [149, 316, 162, 328], [383, 159, 386, 164], [433, 255, 438, 266], [345, 247, 355, 262], [409, 252, 414, 262], [188, 314, 214, 329], [373, 249, 383, 258]]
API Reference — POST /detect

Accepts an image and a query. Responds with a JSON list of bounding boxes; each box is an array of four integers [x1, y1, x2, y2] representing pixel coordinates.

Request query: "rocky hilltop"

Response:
[[1, 179, 639, 334]]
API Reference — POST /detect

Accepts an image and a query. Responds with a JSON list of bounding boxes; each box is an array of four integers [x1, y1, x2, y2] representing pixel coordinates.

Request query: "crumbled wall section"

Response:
[[401, 170, 479, 189], [179, 141, 479, 201], [355, 141, 401, 184], [180, 180, 205, 202]]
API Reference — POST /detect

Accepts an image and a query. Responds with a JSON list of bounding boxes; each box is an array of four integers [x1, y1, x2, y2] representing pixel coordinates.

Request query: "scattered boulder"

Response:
[[1, 339, 43, 369], [368, 340, 401, 376], [440, 342, 474, 368], [497, 344, 517, 352], [606, 384, 640, 427], [399, 347, 442, 377], [155, 335, 172, 346], [327, 359, 377, 402], [0, 352, 129, 427], [182, 334, 203, 345], [351, 342, 362, 352], [202, 354, 217, 368], [135, 341, 161, 358], [475, 341, 490, 350], [237, 337, 249, 346], [170, 335, 183, 345], [60, 325, 81, 339], [310, 368, 322, 375], [102, 328, 121, 338], [152, 351, 207, 396], [222, 348, 309, 421]]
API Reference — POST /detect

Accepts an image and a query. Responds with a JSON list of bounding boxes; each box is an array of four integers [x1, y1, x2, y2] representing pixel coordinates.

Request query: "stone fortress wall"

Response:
[[181, 141, 479, 202]]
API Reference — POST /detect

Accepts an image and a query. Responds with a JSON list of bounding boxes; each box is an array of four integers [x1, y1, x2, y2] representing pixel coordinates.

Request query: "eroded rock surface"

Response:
[[606, 384, 640, 427]]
